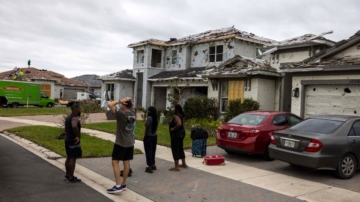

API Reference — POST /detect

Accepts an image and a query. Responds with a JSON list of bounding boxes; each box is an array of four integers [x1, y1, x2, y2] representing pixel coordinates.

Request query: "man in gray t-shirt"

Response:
[[107, 97, 135, 194]]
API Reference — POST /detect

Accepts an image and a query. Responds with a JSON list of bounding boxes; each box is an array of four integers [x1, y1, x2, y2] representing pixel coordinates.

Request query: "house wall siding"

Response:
[[270, 51, 309, 69], [165, 45, 191, 71], [244, 78, 258, 100], [233, 40, 259, 58], [333, 44, 360, 59]]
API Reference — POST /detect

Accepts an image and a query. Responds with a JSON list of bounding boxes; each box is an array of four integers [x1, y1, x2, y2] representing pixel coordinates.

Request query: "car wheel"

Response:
[[47, 103, 53, 108], [11, 103, 18, 108], [225, 150, 235, 154], [263, 145, 274, 161], [335, 153, 357, 179]]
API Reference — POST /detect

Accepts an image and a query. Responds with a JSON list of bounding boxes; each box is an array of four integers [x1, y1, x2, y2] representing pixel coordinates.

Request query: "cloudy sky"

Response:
[[1, 0, 359, 78]]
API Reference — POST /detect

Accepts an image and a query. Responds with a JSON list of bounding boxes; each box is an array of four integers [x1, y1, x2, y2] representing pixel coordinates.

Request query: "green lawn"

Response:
[[7, 125, 143, 157], [83, 120, 216, 149], [0, 108, 70, 117]]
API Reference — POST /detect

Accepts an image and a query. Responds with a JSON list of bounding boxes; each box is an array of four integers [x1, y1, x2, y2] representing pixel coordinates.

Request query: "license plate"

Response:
[[284, 140, 295, 148], [228, 132, 237, 138]]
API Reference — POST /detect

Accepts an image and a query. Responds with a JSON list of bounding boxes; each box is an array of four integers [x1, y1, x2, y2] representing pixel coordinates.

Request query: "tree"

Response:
[[167, 79, 194, 106]]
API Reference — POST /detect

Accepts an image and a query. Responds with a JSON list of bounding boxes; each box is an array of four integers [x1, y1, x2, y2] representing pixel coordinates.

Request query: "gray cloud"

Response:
[[0, 0, 359, 78]]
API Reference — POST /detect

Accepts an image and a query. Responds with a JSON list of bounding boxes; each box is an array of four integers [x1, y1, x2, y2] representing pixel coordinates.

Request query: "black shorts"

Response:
[[65, 142, 82, 159], [112, 144, 134, 161]]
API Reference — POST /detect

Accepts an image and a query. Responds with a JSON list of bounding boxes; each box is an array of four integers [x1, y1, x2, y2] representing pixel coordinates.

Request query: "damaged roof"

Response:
[[128, 26, 276, 48], [0, 67, 88, 87], [302, 30, 360, 63], [99, 69, 135, 80], [272, 32, 335, 47], [203, 55, 279, 78], [72, 74, 101, 88], [280, 30, 360, 71], [261, 31, 336, 56], [148, 67, 206, 80]]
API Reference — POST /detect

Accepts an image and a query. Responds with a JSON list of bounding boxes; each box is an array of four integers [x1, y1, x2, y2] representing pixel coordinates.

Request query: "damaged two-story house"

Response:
[[277, 30, 360, 118], [127, 26, 276, 112]]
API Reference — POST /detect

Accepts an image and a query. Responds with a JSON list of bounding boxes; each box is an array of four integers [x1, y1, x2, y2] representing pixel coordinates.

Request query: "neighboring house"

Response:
[[277, 30, 360, 118], [0, 67, 88, 100], [72, 74, 101, 93], [98, 69, 136, 107], [127, 26, 276, 111], [261, 32, 336, 112]]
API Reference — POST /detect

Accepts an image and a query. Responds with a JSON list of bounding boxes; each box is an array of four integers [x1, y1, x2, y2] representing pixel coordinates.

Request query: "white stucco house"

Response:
[[127, 26, 277, 112]]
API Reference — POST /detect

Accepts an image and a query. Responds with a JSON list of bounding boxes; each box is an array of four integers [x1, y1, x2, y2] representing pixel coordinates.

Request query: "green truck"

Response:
[[0, 80, 55, 108]]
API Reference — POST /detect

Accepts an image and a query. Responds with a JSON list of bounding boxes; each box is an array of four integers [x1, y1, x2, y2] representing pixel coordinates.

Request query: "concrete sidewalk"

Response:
[[1, 115, 360, 202]]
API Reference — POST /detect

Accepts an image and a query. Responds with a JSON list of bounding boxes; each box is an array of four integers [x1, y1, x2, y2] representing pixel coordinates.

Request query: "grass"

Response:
[[0, 107, 70, 117], [83, 120, 217, 149], [7, 125, 143, 157]]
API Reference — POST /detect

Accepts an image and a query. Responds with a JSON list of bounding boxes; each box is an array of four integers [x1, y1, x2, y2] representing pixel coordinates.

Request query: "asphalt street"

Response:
[[0, 135, 112, 202]]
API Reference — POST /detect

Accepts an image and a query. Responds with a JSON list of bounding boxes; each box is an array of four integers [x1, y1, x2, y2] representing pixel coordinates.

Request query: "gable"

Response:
[[331, 43, 360, 59]]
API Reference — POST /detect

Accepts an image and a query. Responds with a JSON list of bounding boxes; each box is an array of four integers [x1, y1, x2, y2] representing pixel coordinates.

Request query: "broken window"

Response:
[[151, 49, 162, 68], [171, 50, 177, 64], [137, 50, 144, 63], [106, 83, 115, 101], [209, 45, 223, 62], [256, 48, 261, 58], [221, 82, 228, 112]]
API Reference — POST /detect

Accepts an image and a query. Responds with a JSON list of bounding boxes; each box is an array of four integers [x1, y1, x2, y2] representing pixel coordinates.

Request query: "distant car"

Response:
[[269, 115, 360, 179], [216, 111, 303, 160], [89, 92, 101, 100]]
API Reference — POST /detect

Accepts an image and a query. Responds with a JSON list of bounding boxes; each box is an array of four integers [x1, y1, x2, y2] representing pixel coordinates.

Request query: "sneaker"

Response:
[[120, 168, 132, 177], [64, 176, 69, 181], [151, 165, 157, 170], [145, 167, 153, 173], [107, 185, 127, 194], [67, 176, 81, 183]]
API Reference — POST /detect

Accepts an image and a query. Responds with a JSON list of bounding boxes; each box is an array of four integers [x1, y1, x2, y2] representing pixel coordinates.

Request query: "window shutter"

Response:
[[176, 55, 179, 64]]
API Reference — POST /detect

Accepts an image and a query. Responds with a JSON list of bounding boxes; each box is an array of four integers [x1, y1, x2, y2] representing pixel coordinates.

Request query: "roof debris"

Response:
[[99, 69, 135, 80], [0, 67, 88, 87], [128, 27, 277, 47], [149, 67, 206, 80]]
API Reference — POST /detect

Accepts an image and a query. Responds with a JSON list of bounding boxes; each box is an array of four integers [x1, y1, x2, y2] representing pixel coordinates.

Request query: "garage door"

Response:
[[63, 88, 84, 100], [305, 84, 360, 118]]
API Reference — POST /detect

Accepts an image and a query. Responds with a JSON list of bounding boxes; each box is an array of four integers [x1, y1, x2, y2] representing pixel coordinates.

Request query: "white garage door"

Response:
[[305, 84, 360, 118]]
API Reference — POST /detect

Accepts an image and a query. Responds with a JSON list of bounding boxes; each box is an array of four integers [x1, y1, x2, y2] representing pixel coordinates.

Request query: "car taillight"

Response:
[[245, 130, 261, 137], [218, 128, 226, 137], [305, 139, 323, 152], [270, 132, 276, 145]]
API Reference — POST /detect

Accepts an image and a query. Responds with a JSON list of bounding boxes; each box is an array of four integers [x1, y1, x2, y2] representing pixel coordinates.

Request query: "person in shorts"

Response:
[[107, 97, 136, 194], [64, 104, 82, 183]]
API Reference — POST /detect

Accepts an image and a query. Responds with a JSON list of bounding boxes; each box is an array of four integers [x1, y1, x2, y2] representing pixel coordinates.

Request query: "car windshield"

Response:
[[228, 114, 267, 126], [290, 118, 344, 134]]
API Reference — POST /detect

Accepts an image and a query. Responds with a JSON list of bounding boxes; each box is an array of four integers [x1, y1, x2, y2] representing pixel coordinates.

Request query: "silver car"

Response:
[[269, 115, 360, 179]]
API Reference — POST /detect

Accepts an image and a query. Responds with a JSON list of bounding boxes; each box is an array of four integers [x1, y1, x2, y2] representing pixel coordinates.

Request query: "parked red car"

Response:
[[216, 111, 303, 160]]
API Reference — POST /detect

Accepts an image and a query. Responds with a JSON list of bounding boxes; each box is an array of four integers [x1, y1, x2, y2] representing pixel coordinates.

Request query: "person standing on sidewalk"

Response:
[[107, 97, 136, 194], [64, 104, 82, 183], [169, 104, 188, 171], [144, 106, 158, 173]]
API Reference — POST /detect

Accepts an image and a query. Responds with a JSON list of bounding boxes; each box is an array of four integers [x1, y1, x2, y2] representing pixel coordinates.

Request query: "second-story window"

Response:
[[209, 45, 223, 62], [171, 50, 177, 64], [137, 50, 144, 63]]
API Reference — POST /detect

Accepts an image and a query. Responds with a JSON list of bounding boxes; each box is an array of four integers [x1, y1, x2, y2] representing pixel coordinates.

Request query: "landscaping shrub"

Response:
[[224, 98, 260, 122], [183, 97, 219, 121]]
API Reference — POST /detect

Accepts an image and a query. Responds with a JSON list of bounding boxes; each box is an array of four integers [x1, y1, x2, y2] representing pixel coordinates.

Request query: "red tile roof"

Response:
[[0, 67, 88, 87]]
